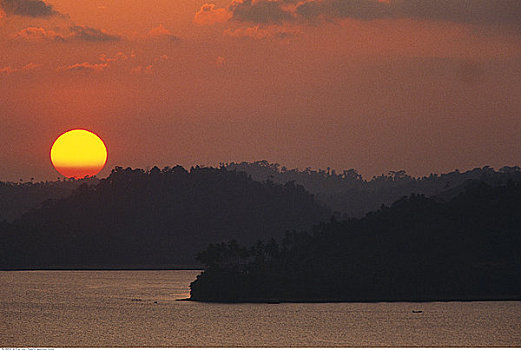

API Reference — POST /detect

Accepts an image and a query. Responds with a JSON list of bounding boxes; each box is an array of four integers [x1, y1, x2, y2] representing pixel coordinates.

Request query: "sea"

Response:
[[1, 270, 520, 347]]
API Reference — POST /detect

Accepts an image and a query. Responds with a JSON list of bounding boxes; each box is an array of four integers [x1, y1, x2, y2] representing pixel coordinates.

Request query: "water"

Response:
[[1, 270, 520, 347]]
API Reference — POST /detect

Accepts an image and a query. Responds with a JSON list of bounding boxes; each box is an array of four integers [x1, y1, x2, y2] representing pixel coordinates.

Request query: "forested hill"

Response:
[[2, 163, 520, 223], [226, 161, 521, 218], [0, 166, 330, 269], [190, 179, 521, 302], [0, 177, 98, 222]]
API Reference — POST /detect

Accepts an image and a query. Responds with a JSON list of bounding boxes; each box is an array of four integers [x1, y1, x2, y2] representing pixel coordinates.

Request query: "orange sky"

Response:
[[1, 0, 520, 181]]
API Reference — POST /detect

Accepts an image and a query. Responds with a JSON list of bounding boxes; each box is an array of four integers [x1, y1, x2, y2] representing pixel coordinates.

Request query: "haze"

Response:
[[1, 0, 520, 181]]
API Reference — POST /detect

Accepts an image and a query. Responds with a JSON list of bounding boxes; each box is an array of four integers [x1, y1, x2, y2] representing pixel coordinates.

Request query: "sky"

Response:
[[1, 0, 520, 181]]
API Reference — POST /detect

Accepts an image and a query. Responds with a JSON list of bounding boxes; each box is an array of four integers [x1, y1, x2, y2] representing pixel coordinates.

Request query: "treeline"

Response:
[[226, 161, 521, 217], [2, 162, 519, 223], [190, 179, 521, 302], [0, 166, 330, 269]]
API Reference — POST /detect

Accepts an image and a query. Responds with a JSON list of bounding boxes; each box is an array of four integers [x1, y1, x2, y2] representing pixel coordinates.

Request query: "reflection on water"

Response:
[[1, 270, 520, 347]]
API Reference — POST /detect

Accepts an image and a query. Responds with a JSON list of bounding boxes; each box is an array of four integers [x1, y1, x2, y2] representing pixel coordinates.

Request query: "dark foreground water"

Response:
[[1, 270, 520, 347]]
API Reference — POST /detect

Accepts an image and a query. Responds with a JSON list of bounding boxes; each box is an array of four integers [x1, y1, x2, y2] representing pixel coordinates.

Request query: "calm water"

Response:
[[1, 270, 520, 347]]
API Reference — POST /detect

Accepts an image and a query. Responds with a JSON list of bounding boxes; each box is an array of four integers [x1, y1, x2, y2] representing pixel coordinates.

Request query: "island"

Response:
[[190, 179, 521, 302]]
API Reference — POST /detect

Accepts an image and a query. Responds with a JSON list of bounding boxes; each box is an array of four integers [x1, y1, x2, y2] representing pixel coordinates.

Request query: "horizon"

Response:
[[2, 160, 520, 184]]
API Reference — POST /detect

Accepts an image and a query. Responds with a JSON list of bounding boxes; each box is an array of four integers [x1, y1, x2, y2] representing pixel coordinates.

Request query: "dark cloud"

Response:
[[0, 0, 60, 18], [229, 0, 294, 24], [296, 0, 521, 26], [224, 25, 300, 39], [297, 0, 391, 21], [69, 25, 121, 42], [215, 0, 521, 27], [398, 0, 521, 26], [13, 25, 122, 43]]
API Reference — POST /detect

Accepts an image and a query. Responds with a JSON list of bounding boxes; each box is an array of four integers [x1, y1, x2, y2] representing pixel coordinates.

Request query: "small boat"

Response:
[[412, 310, 423, 313], [266, 299, 281, 304]]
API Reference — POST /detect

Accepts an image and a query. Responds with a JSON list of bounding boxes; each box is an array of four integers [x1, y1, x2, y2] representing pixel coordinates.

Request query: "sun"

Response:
[[50, 129, 108, 179]]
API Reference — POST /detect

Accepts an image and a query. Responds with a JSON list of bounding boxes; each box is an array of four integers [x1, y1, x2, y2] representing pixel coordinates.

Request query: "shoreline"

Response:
[[0, 266, 203, 271], [5, 269, 519, 304], [185, 295, 521, 304]]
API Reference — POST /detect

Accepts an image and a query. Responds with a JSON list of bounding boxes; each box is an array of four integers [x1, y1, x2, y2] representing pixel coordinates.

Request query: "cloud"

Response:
[[216, 56, 226, 66], [56, 50, 135, 73], [14, 26, 64, 41], [0, 62, 42, 75], [400, 0, 521, 26], [14, 25, 121, 42], [154, 54, 168, 62], [130, 55, 168, 74], [194, 3, 232, 25], [224, 24, 299, 39], [197, 0, 521, 27], [99, 52, 128, 63], [57, 62, 108, 72], [225, 25, 268, 39], [0, 0, 60, 18], [0, 66, 17, 74], [22, 62, 41, 70], [69, 25, 121, 42], [229, 0, 294, 24], [295, 0, 521, 26], [130, 64, 153, 74], [295, 0, 390, 21], [146, 24, 179, 40], [195, 1, 294, 25]]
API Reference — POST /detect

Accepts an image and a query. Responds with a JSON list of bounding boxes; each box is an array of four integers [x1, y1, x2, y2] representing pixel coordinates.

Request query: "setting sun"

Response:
[[50, 129, 107, 179]]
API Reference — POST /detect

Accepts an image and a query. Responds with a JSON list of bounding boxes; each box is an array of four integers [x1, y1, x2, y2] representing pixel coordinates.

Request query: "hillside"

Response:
[[0, 166, 330, 269], [190, 179, 521, 302], [226, 161, 521, 217], [0, 177, 98, 222], [2, 162, 520, 224]]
